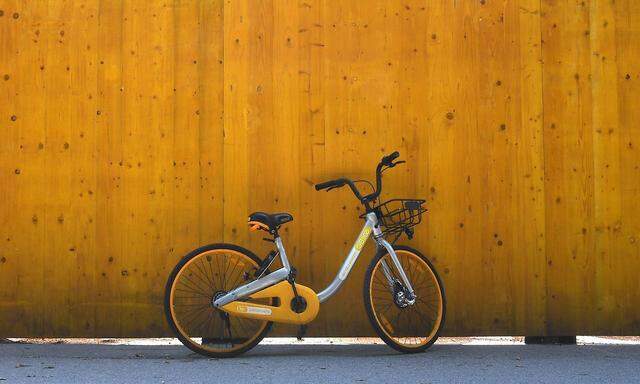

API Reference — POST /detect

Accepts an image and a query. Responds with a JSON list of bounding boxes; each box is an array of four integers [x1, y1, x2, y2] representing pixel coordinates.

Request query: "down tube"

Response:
[[317, 213, 377, 303]]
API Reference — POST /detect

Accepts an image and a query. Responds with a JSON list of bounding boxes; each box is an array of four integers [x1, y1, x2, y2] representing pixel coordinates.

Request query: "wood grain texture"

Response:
[[0, 0, 638, 337]]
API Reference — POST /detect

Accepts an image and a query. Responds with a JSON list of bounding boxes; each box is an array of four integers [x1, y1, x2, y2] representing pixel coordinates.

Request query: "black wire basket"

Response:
[[363, 199, 427, 237]]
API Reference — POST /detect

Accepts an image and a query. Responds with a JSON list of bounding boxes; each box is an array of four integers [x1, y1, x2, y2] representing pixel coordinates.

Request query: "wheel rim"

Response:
[[169, 249, 270, 354], [369, 250, 443, 348]]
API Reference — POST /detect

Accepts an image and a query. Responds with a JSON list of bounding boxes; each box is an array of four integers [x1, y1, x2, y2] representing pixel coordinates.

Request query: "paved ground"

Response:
[[1, 340, 639, 384]]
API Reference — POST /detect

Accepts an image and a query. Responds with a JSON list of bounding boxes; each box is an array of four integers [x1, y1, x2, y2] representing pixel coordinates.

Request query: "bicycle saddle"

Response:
[[248, 211, 293, 232]]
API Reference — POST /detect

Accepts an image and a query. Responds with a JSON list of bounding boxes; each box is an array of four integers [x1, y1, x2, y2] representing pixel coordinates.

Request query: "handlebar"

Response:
[[314, 151, 404, 206], [314, 178, 366, 200], [381, 151, 400, 167], [314, 179, 345, 191]]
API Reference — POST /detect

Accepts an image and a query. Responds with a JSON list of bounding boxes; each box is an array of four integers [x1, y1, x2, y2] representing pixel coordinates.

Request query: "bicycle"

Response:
[[164, 151, 446, 357]]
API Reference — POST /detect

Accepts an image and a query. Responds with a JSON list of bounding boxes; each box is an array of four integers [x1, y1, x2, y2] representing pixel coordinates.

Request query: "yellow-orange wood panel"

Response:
[[0, 0, 638, 337]]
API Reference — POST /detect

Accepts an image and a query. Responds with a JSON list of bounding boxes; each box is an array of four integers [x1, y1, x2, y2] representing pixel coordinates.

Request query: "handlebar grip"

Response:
[[315, 179, 346, 191], [381, 151, 400, 166]]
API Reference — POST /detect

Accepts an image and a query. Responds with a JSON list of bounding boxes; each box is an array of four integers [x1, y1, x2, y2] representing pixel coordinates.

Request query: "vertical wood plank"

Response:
[[541, 0, 596, 335], [0, 0, 49, 336], [612, 0, 640, 333], [223, 0, 249, 247], [515, 0, 547, 335], [197, 0, 225, 245], [95, 0, 125, 336], [296, 0, 327, 335], [590, 0, 623, 333]]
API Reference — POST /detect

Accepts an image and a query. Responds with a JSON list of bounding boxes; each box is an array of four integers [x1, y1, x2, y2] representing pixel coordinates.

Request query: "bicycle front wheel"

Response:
[[164, 243, 273, 358], [363, 245, 446, 353]]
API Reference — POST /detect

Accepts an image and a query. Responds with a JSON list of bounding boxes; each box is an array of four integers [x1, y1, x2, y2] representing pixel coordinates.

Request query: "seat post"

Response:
[[274, 236, 291, 272]]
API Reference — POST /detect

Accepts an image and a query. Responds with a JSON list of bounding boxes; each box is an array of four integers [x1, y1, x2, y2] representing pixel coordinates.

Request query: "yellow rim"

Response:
[[169, 249, 270, 354], [369, 250, 443, 348]]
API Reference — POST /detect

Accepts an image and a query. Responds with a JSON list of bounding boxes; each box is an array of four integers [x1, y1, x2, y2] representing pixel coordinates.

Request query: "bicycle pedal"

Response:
[[296, 325, 307, 341]]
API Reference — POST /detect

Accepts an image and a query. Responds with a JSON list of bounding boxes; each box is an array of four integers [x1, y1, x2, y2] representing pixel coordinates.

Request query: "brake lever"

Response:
[[381, 160, 406, 173]]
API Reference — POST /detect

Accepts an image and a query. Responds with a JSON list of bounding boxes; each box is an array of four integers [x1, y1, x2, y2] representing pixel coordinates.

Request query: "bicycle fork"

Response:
[[375, 237, 417, 304]]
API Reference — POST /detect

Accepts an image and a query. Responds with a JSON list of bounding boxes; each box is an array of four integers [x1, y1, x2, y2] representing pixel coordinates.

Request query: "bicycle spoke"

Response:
[[180, 306, 211, 332], [196, 258, 216, 290], [224, 259, 241, 291], [204, 310, 218, 339], [193, 308, 216, 336], [410, 305, 435, 326], [214, 252, 223, 288], [181, 274, 211, 298], [205, 256, 218, 290], [221, 253, 231, 291], [380, 302, 395, 316], [228, 265, 248, 290], [191, 262, 215, 293], [173, 302, 210, 308], [174, 287, 210, 298]]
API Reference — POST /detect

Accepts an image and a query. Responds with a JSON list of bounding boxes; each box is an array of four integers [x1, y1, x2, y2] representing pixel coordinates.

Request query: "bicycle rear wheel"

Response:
[[164, 243, 273, 358], [363, 245, 446, 353]]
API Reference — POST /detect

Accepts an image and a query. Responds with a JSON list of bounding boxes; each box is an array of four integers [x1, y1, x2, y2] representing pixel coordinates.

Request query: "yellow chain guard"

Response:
[[221, 281, 320, 325]]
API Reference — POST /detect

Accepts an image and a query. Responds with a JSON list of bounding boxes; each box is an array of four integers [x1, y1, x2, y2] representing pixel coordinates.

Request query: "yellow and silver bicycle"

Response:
[[164, 151, 446, 357]]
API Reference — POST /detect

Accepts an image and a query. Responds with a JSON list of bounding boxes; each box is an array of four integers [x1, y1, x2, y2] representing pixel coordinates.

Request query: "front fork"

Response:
[[376, 238, 416, 304]]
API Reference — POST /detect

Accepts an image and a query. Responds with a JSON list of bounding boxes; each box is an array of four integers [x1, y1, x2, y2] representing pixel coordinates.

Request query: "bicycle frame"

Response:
[[212, 212, 415, 309]]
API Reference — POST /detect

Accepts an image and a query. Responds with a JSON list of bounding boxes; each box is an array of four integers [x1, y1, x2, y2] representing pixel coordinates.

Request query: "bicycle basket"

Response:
[[364, 199, 427, 236]]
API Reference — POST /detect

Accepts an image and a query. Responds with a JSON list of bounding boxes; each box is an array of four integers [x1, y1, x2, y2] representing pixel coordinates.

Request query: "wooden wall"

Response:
[[0, 0, 638, 337]]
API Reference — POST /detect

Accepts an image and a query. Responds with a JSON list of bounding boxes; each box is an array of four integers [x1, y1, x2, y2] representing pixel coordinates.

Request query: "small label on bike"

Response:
[[338, 226, 372, 280], [238, 305, 272, 316], [339, 255, 357, 280], [355, 227, 372, 251]]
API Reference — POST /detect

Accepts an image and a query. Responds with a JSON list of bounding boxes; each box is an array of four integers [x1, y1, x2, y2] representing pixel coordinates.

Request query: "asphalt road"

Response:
[[1, 341, 639, 384]]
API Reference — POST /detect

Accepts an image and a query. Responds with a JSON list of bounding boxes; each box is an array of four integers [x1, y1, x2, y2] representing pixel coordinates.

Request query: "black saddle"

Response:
[[248, 211, 293, 232]]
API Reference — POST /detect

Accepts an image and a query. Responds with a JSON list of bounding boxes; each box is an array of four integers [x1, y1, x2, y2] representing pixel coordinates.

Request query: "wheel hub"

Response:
[[212, 290, 227, 308], [392, 281, 415, 308]]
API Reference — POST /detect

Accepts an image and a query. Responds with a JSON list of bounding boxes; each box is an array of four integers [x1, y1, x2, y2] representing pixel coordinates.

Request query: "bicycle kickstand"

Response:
[[297, 324, 308, 341], [287, 267, 309, 340]]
